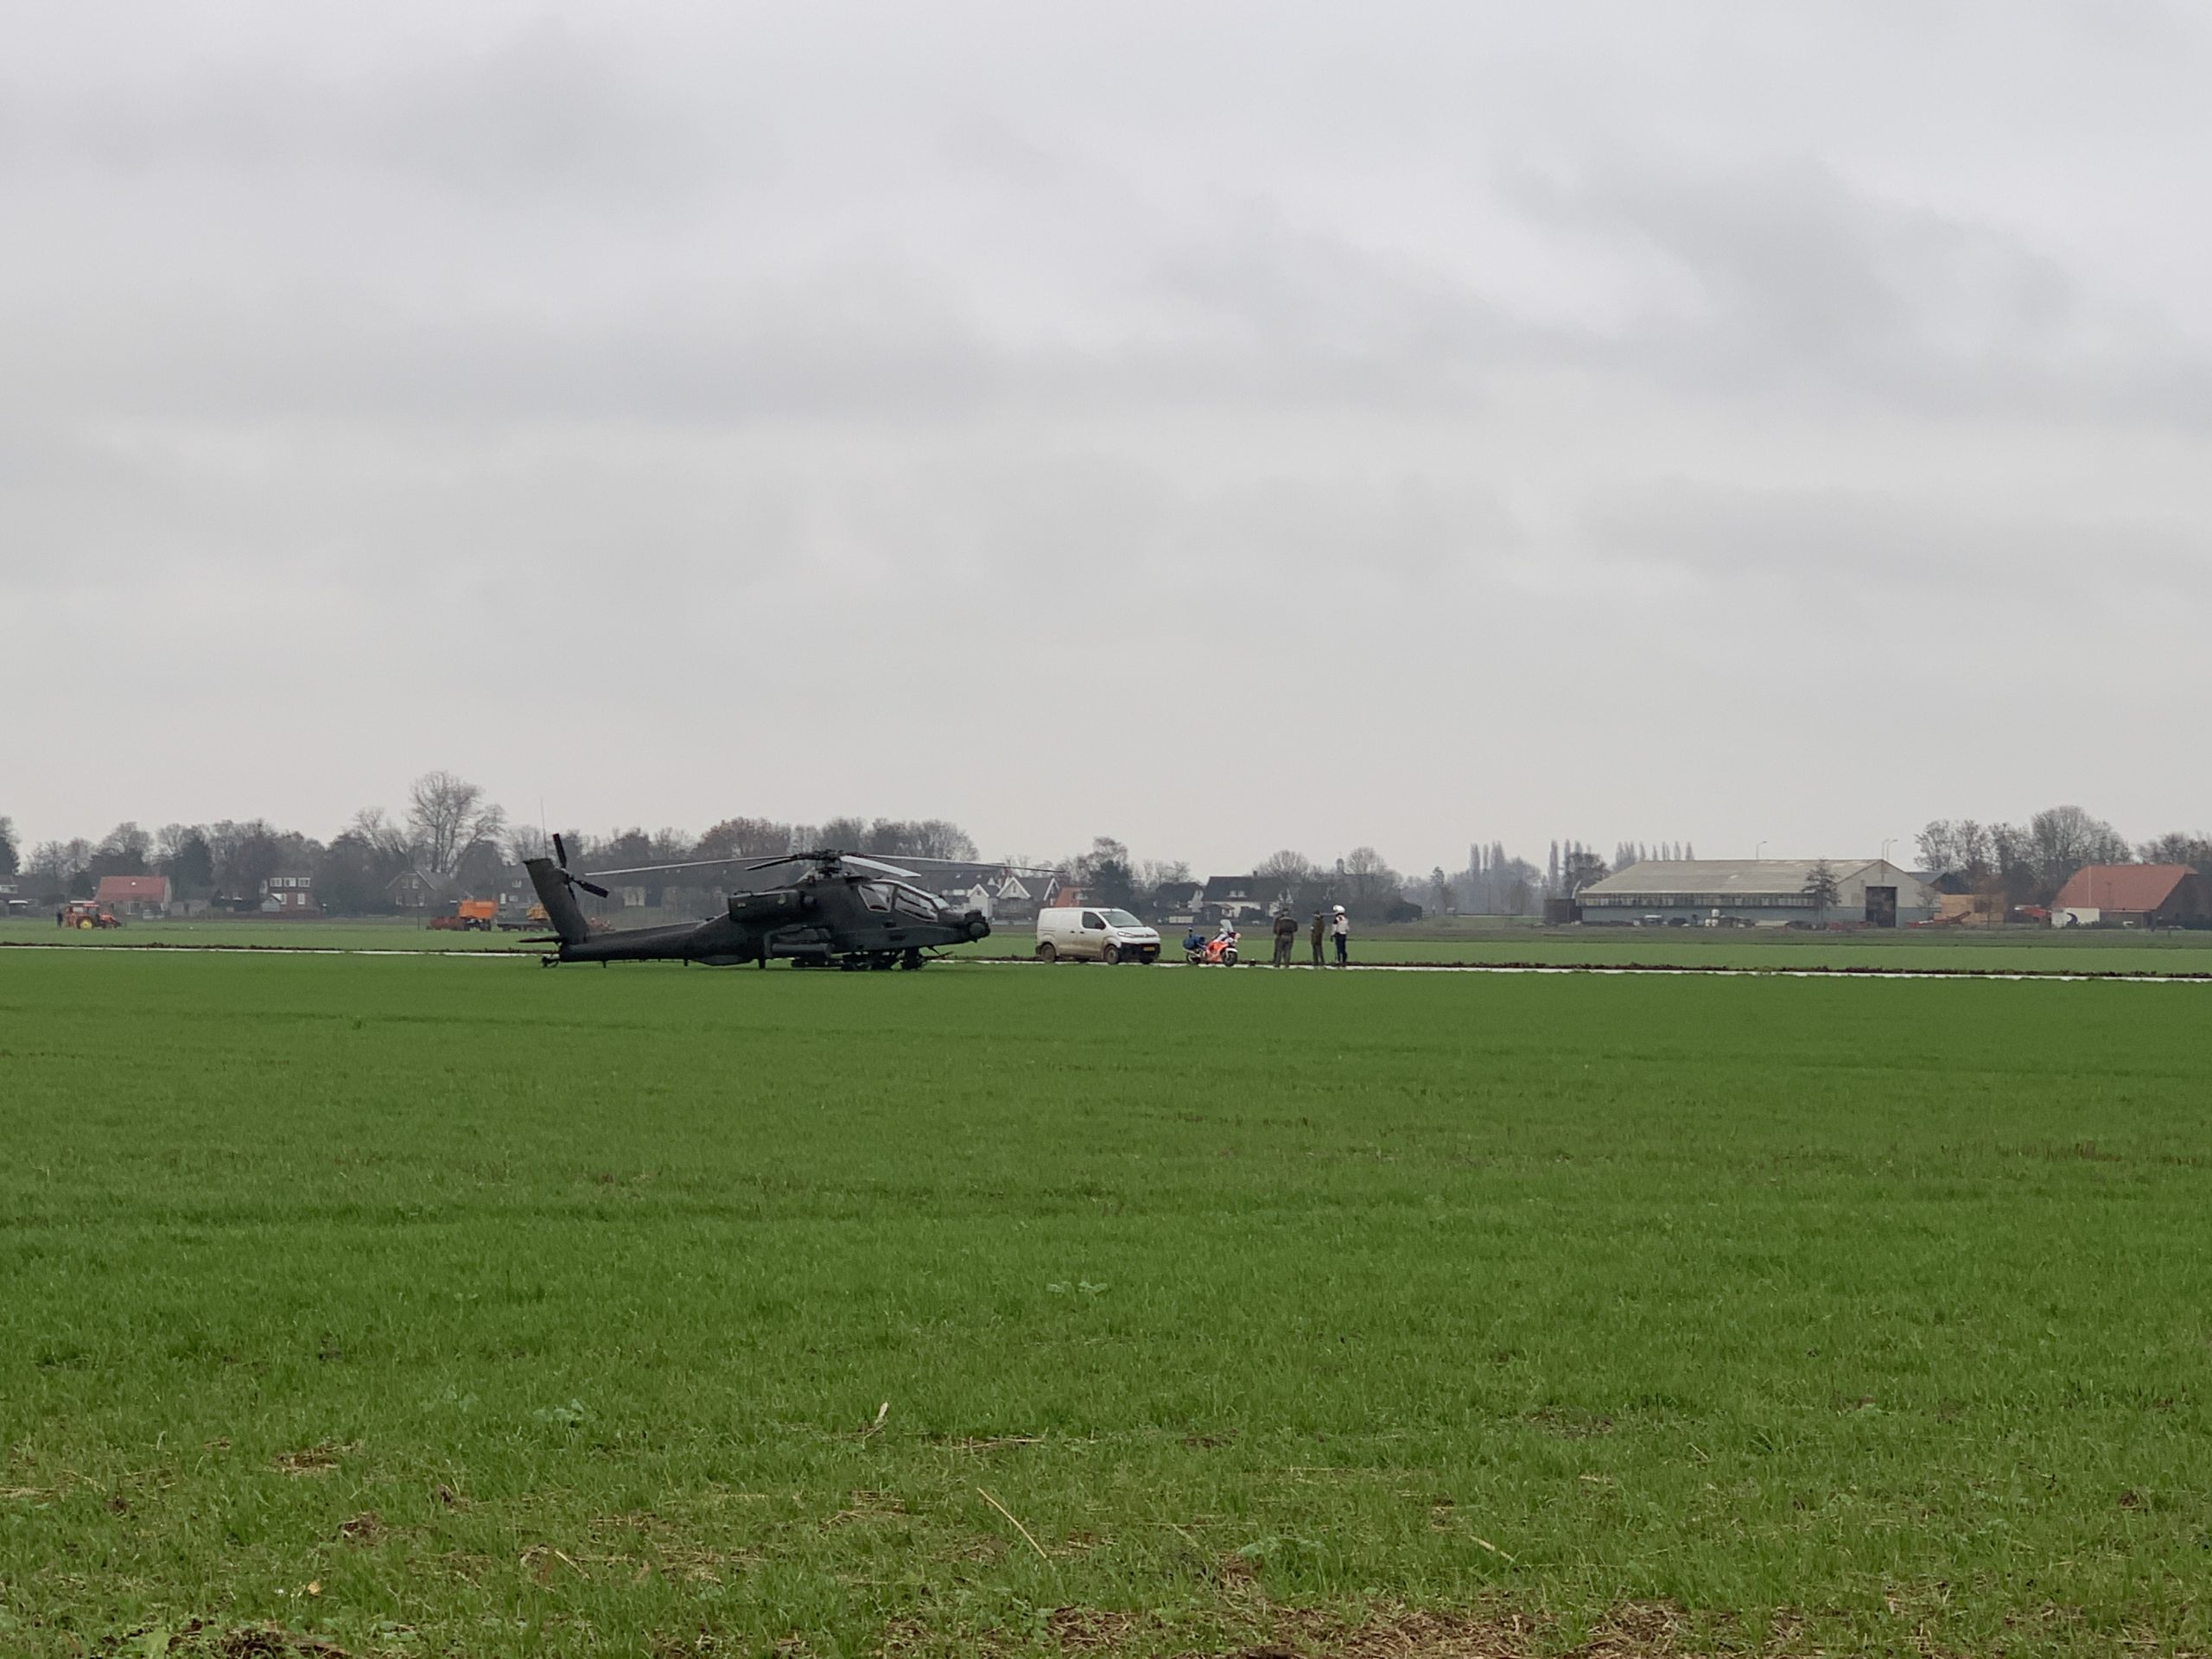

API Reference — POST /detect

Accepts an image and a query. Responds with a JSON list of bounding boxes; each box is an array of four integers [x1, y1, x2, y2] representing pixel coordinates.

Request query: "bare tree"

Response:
[[1135, 857, 1192, 892], [92, 822, 153, 876], [2027, 805, 2130, 893], [1801, 858, 1840, 923], [405, 772, 507, 876], [696, 817, 794, 861], [911, 819, 979, 861], [1341, 846, 1402, 912], [1253, 849, 1318, 912], [1916, 819, 1993, 878], [2139, 831, 2212, 869]]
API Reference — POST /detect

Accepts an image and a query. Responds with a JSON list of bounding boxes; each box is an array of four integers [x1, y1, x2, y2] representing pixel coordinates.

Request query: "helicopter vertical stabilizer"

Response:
[[523, 856, 591, 946]]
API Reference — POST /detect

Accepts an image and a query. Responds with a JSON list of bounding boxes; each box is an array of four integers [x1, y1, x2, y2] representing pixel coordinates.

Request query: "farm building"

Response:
[[94, 874, 171, 918], [1576, 859, 1938, 927], [2050, 865, 2209, 928]]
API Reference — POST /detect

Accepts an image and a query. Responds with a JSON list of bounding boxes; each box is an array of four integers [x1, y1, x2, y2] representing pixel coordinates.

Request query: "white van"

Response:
[[1035, 906, 1160, 964]]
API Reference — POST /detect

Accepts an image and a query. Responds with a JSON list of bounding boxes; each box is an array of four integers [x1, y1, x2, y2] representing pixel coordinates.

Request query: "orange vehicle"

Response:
[[60, 900, 123, 931], [429, 898, 499, 932]]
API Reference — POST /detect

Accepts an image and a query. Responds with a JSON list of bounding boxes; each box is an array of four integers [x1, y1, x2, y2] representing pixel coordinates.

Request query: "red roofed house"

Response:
[[2051, 865, 2209, 929], [94, 874, 172, 918]]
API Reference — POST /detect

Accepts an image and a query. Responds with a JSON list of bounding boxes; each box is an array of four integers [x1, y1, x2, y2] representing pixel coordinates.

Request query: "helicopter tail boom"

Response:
[[523, 856, 592, 947]]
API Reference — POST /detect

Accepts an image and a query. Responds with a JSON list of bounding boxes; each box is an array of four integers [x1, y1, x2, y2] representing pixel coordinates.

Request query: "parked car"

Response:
[[1034, 906, 1160, 964]]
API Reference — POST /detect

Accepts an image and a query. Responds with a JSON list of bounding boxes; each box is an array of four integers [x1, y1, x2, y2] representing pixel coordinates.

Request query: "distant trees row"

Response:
[[0, 772, 984, 912], [1916, 806, 2209, 906]]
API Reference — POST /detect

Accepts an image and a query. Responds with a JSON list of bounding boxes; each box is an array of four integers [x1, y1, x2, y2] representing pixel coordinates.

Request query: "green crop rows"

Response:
[[2, 953, 2207, 1656]]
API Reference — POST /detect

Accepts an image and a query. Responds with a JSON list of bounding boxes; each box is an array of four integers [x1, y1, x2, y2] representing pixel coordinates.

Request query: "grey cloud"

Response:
[[1582, 476, 2212, 607], [3, 20, 723, 207], [6, 3, 2212, 868], [1514, 156, 2212, 426]]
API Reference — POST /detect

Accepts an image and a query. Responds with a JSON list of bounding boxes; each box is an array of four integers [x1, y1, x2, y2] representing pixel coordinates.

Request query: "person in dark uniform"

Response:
[[1309, 909, 1325, 966], [1271, 907, 1297, 966]]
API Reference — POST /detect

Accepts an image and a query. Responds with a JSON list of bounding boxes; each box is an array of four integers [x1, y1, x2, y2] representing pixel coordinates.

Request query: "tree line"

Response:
[[1916, 806, 2209, 907], [0, 772, 983, 912], [11, 784, 2190, 922]]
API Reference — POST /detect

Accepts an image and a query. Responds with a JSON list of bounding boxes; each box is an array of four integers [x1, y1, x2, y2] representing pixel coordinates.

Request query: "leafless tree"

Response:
[[1135, 858, 1192, 893], [1801, 858, 1840, 922], [505, 825, 551, 864], [405, 772, 507, 876], [1916, 819, 1993, 878], [2027, 805, 2130, 892], [1341, 846, 1402, 910], [696, 817, 795, 861], [2139, 831, 2212, 869], [1253, 849, 1319, 911]]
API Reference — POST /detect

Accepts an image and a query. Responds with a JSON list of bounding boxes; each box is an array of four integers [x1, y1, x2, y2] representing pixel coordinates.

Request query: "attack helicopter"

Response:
[[523, 838, 992, 970]]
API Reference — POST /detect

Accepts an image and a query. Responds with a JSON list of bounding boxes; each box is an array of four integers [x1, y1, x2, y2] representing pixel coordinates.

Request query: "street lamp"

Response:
[[1755, 841, 1767, 860]]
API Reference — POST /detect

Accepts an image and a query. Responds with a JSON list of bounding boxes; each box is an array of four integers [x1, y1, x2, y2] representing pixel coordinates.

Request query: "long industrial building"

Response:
[[1575, 859, 1938, 927]]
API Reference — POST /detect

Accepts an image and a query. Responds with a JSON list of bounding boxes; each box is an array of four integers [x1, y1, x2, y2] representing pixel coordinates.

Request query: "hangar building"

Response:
[[1575, 859, 1938, 927]]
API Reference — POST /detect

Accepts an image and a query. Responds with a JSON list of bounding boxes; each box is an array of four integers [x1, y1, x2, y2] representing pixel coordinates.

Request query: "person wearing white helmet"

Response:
[[1330, 904, 1350, 965]]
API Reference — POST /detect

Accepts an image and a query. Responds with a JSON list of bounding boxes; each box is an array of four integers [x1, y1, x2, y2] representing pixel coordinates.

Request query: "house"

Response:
[[386, 868, 461, 912], [2050, 865, 2209, 929], [1575, 859, 1939, 927], [94, 874, 171, 918], [1200, 874, 1295, 925], [1151, 882, 1205, 925], [990, 870, 1070, 923], [260, 874, 316, 915]]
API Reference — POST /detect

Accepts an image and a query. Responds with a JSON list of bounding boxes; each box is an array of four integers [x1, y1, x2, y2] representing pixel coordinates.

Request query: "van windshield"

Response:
[[1101, 909, 1142, 927]]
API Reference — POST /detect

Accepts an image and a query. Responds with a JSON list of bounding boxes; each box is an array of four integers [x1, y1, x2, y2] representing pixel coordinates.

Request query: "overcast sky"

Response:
[[4, 1, 2208, 874]]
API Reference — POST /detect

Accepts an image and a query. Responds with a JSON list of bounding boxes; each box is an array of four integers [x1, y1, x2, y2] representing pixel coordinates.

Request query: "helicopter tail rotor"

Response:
[[524, 834, 610, 950], [551, 834, 611, 899]]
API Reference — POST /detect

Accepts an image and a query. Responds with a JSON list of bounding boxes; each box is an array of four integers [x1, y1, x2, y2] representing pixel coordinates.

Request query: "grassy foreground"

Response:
[[10, 913, 2212, 976], [1, 954, 2208, 1656]]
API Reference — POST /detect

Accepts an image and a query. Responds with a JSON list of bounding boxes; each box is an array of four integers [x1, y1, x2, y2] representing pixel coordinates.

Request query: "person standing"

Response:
[[1271, 907, 1296, 967], [1331, 904, 1350, 965], [1309, 909, 1325, 966]]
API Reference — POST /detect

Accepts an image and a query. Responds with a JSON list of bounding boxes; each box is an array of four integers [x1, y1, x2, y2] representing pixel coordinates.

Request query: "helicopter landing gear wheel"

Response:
[[1036, 942, 1057, 963], [901, 948, 924, 970]]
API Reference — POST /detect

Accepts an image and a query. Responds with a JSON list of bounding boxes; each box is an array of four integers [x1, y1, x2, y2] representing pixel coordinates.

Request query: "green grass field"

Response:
[[3, 953, 2209, 1656], [10, 914, 2212, 976]]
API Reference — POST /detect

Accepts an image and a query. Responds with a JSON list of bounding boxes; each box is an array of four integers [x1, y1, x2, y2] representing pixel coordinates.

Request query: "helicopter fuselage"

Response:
[[525, 856, 989, 969]]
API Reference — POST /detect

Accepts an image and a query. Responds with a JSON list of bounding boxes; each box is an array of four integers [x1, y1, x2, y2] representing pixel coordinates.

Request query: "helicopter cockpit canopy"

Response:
[[858, 881, 950, 920]]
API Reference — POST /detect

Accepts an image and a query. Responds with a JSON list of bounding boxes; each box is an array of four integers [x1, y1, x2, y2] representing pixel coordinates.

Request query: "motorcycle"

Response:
[[1185, 931, 1240, 966]]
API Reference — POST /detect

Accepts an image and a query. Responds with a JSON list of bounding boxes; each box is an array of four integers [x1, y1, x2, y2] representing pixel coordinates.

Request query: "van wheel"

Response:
[[1102, 943, 1120, 965], [1036, 942, 1056, 963]]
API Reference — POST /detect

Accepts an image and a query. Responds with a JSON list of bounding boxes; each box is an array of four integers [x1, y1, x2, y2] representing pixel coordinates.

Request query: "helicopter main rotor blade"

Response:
[[839, 853, 920, 880]]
